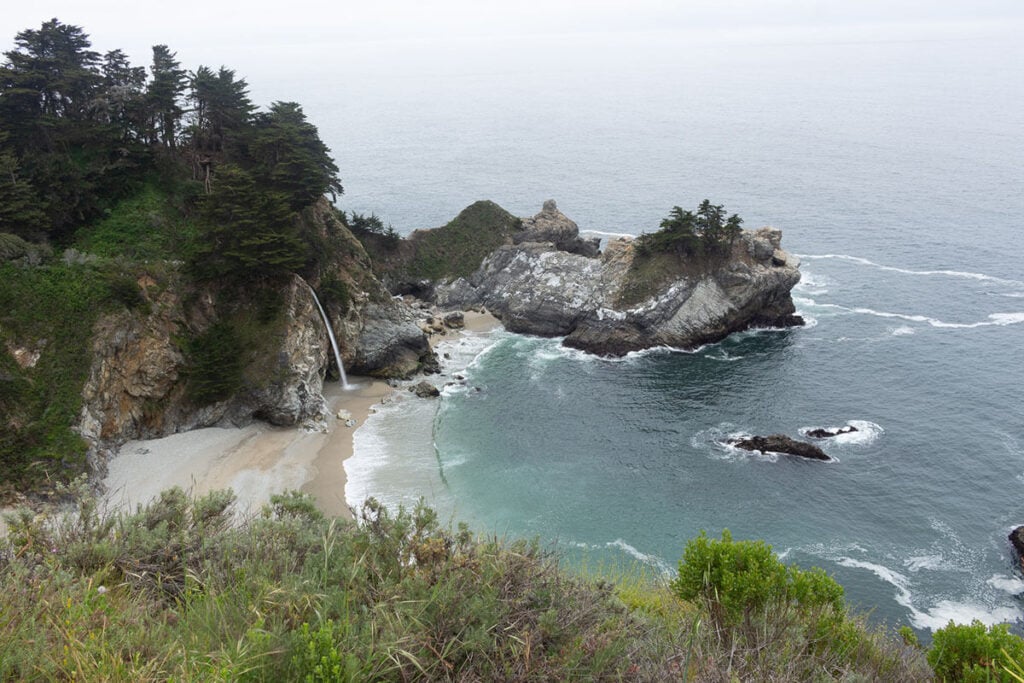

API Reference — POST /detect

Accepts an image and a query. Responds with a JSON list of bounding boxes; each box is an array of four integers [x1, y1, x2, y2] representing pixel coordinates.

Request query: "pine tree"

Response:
[[146, 45, 187, 149], [249, 101, 342, 210]]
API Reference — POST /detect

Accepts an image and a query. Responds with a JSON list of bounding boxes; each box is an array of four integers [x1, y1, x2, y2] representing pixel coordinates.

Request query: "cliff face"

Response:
[[77, 274, 328, 452], [435, 202, 802, 356], [75, 201, 436, 463]]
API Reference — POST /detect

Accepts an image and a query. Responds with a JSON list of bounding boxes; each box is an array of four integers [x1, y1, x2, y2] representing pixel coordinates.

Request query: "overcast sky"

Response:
[[4, 0, 1024, 61]]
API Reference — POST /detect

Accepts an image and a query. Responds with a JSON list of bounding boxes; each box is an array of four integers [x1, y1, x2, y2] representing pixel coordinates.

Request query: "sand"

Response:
[[102, 377, 392, 519], [60, 308, 501, 525], [428, 310, 501, 348]]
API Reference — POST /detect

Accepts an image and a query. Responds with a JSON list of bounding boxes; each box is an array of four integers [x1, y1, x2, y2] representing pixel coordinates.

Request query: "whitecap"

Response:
[[910, 601, 1022, 632], [605, 539, 674, 574], [905, 555, 947, 572], [836, 557, 1022, 631], [891, 326, 915, 336], [800, 420, 883, 447], [850, 307, 1024, 329], [987, 575, 1024, 595], [579, 229, 635, 241], [705, 350, 745, 362], [795, 254, 1024, 287], [794, 269, 832, 296]]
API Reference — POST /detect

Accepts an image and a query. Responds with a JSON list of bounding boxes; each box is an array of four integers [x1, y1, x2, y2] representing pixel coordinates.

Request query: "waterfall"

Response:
[[308, 286, 349, 388]]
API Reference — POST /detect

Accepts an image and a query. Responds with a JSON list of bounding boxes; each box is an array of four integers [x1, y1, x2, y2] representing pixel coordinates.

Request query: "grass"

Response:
[[73, 182, 202, 262], [0, 260, 157, 499], [0, 486, 937, 681], [615, 250, 691, 307], [369, 200, 522, 284]]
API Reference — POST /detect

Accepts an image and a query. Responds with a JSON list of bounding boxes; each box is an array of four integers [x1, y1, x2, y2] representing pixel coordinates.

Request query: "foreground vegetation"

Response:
[[1, 486, 956, 681]]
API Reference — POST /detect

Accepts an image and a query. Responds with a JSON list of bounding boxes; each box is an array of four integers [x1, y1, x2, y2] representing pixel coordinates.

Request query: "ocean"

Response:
[[242, 22, 1024, 632]]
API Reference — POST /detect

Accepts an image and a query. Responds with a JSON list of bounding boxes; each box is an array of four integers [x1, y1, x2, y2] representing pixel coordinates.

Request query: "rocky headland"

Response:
[[433, 200, 803, 356]]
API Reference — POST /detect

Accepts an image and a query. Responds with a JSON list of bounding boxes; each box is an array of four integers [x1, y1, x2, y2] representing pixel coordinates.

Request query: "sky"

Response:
[[4, 0, 1024, 65]]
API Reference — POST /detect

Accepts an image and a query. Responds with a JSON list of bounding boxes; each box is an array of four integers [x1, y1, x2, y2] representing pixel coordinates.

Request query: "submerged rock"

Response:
[[806, 425, 860, 438], [729, 434, 831, 461]]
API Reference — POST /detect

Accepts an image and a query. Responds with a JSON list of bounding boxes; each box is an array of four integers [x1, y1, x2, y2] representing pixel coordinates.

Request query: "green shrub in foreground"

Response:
[[929, 619, 1024, 682], [673, 529, 844, 632], [672, 529, 928, 680]]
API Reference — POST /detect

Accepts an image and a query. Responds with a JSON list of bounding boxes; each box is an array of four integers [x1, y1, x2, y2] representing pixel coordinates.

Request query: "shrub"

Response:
[[669, 530, 929, 680], [184, 321, 245, 405], [928, 619, 1024, 682], [673, 529, 844, 633], [318, 275, 350, 316]]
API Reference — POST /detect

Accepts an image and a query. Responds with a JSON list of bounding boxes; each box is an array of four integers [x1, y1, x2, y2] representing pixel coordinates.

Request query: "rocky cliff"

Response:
[[435, 201, 802, 355], [75, 200, 436, 467]]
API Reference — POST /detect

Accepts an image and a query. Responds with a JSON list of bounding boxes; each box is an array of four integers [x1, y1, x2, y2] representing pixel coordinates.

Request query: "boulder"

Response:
[[729, 434, 831, 461], [349, 302, 439, 379], [513, 200, 600, 257], [806, 425, 859, 438], [443, 311, 465, 328], [1010, 527, 1024, 570], [410, 381, 440, 398]]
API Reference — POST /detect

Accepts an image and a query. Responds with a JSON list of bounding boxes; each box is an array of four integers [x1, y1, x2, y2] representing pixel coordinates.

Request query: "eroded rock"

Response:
[[729, 434, 831, 461], [806, 425, 860, 438], [435, 204, 803, 356], [410, 381, 440, 398]]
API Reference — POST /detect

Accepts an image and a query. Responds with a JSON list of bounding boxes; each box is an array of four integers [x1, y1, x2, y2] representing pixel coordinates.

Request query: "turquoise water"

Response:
[[311, 24, 1024, 632]]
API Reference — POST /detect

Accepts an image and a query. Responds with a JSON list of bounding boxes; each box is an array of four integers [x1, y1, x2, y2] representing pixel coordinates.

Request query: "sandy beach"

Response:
[[102, 377, 392, 519], [100, 309, 501, 521]]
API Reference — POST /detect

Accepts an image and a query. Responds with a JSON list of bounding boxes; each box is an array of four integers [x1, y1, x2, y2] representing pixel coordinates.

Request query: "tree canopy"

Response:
[[0, 19, 343, 282], [635, 199, 743, 259]]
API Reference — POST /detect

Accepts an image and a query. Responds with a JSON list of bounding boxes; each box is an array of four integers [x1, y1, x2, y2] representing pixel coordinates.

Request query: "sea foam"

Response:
[[796, 254, 1024, 287], [798, 420, 883, 447]]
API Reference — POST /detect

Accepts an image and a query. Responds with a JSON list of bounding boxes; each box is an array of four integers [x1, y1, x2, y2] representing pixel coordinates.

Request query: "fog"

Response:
[[4, 0, 1023, 68]]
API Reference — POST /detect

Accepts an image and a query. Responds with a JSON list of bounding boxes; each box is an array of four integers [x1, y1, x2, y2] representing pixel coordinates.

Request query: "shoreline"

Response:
[[101, 377, 392, 520], [97, 309, 501, 521]]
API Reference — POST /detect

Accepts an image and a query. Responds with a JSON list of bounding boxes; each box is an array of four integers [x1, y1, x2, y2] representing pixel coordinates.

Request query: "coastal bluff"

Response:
[[432, 200, 804, 356]]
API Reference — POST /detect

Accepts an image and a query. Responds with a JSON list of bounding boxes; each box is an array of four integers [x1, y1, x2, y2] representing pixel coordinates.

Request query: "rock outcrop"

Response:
[[435, 202, 803, 356], [410, 381, 441, 398], [1010, 527, 1024, 571], [806, 425, 860, 438], [77, 274, 329, 456], [348, 301, 438, 378], [729, 434, 831, 461], [513, 200, 600, 257]]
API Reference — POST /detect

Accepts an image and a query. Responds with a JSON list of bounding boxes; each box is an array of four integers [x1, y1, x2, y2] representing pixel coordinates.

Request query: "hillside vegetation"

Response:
[[356, 200, 521, 291], [1, 486, 942, 681], [0, 20, 368, 497]]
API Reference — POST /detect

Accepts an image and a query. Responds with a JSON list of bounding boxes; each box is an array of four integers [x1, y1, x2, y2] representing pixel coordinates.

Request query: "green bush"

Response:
[[928, 619, 1024, 682], [318, 275, 350, 316], [673, 529, 844, 632], [668, 530, 928, 680], [404, 200, 522, 281], [184, 321, 245, 405], [0, 490, 689, 681]]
